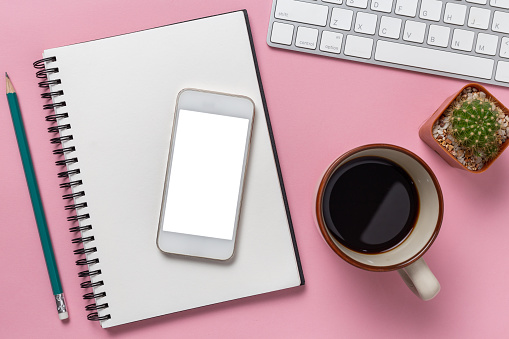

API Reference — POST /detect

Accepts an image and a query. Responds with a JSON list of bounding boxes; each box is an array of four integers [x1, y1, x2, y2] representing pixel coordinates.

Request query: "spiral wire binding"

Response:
[[33, 57, 111, 322]]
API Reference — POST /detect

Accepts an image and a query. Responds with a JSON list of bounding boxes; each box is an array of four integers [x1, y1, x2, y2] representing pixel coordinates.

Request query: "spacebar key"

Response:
[[374, 41, 494, 80]]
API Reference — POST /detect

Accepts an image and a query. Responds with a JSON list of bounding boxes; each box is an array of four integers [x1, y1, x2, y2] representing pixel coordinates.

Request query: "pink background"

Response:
[[1, 0, 509, 337]]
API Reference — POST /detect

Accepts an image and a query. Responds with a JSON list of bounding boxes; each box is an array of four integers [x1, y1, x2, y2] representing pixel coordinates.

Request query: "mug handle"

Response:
[[397, 258, 440, 301]]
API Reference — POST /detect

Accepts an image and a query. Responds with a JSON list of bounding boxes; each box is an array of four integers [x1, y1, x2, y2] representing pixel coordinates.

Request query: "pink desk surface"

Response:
[[1, 1, 508, 338]]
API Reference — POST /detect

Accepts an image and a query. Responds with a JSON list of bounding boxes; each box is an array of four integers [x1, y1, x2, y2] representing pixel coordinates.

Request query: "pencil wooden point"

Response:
[[6, 73, 15, 94]]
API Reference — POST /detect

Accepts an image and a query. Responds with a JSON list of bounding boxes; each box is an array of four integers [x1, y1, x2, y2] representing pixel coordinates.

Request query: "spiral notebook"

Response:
[[34, 10, 304, 328]]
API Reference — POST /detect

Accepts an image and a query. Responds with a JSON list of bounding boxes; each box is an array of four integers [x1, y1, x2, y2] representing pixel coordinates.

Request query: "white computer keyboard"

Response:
[[267, 0, 509, 87]]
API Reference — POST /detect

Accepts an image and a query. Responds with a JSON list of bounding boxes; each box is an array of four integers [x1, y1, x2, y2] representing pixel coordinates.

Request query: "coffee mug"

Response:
[[316, 144, 443, 300]]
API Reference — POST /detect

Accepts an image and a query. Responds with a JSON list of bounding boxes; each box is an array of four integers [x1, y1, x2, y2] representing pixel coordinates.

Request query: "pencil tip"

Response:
[[5, 73, 14, 93]]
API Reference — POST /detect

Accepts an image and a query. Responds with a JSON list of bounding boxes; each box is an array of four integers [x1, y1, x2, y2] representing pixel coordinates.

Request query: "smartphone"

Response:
[[156, 89, 255, 260]]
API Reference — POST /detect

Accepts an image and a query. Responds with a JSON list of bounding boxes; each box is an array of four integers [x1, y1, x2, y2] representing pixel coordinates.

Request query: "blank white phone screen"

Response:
[[163, 109, 250, 240]]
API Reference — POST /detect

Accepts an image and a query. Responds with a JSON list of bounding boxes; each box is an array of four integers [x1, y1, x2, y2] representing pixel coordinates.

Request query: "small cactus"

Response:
[[450, 98, 501, 159]]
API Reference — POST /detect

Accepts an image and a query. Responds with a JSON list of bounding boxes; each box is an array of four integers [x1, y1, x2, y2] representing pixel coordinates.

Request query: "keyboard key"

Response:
[[275, 0, 329, 26], [379, 16, 402, 39], [320, 30, 344, 53], [466, 0, 487, 4], [475, 33, 498, 55], [323, 0, 343, 4], [346, 0, 369, 8], [371, 0, 394, 13], [271, 22, 294, 45], [419, 0, 443, 21], [495, 61, 509, 82], [344, 35, 374, 58], [296, 26, 319, 49], [355, 12, 378, 35], [444, 3, 467, 25], [330, 8, 354, 30], [490, 0, 509, 9], [395, 0, 419, 17], [403, 20, 426, 43], [500, 37, 509, 58], [467, 7, 491, 30], [374, 40, 494, 79], [451, 29, 475, 51], [427, 25, 450, 47], [492, 11, 509, 33]]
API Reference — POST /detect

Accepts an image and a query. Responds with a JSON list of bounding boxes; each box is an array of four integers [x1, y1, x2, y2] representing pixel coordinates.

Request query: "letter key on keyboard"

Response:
[[267, 0, 509, 87]]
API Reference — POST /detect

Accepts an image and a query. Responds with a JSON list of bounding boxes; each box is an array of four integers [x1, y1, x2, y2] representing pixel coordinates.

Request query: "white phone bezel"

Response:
[[156, 89, 255, 260]]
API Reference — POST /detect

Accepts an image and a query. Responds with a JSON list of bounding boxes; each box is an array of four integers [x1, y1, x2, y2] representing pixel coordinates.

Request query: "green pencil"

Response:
[[6, 73, 68, 320]]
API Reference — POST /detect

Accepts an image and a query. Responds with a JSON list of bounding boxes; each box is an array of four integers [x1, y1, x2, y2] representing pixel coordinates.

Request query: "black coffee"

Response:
[[323, 156, 419, 254]]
